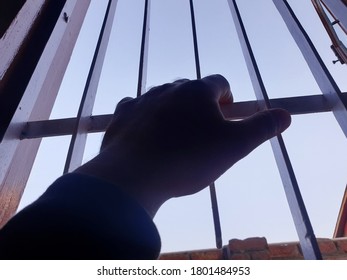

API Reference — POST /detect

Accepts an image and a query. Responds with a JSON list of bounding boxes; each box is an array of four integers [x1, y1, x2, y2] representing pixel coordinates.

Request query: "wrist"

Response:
[[73, 146, 166, 218]]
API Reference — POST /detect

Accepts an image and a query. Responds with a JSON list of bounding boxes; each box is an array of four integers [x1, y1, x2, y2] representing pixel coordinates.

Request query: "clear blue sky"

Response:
[[19, 0, 347, 253]]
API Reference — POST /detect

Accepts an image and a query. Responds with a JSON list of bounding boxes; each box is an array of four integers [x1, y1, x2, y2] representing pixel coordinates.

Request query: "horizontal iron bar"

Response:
[[274, 0, 347, 138], [21, 94, 345, 140]]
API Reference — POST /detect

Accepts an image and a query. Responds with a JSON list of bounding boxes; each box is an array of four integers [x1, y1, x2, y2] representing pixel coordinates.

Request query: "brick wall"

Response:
[[159, 237, 347, 260]]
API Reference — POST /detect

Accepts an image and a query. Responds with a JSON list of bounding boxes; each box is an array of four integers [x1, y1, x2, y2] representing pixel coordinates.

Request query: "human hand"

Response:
[[76, 74, 291, 216]]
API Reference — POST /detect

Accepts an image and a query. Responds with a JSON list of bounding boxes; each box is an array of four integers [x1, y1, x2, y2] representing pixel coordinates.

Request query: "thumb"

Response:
[[236, 108, 291, 155]]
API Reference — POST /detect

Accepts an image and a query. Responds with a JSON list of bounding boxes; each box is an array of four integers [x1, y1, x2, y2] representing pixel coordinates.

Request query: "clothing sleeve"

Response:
[[0, 173, 161, 260]]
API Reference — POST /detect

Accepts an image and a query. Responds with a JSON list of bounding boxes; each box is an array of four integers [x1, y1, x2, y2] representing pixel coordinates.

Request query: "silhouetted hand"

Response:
[[75, 74, 291, 217]]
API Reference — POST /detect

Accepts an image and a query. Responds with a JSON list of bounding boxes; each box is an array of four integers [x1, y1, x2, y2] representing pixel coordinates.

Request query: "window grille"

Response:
[[1, 0, 347, 260]]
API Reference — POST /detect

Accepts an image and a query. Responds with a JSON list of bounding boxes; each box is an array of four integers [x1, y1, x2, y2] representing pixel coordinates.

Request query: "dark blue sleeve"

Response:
[[0, 174, 161, 259]]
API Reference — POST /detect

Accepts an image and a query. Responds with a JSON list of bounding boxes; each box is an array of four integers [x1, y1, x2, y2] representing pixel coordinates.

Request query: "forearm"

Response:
[[0, 173, 161, 260]]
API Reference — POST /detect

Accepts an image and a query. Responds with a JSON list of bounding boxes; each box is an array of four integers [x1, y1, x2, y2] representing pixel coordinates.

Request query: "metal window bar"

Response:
[[189, 0, 223, 249], [21, 93, 344, 140], [0, 0, 346, 258], [0, 0, 91, 228], [312, 0, 347, 64], [321, 0, 347, 34], [273, 0, 347, 137], [64, 0, 118, 173], [228, 0, 322, 259], [64, 0, 150, 173], [137, 0, 151, 97]]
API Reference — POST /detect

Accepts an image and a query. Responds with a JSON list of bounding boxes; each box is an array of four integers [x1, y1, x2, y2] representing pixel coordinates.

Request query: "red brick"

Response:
[[251, 250, 271, 260], [269, 242, 301, 258], [190, 249, 223, 260], [317, 238, 337, 255], [229, 237, 268, 252], [271, 255, 304, 260], [335, 238, 347, 253], [159, 237, 347, 260], [159, 252, 190, 260], [229, 252, 251, 260], [323, 254, 347, 260]]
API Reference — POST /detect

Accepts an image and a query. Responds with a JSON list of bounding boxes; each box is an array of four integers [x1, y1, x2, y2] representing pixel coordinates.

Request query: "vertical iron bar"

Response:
[[228, 0, 322, 259], [137, 0, 151, 97], [64, 0, 118, 173], [189, 0, 223, 249], [189, 0, 201, 79], [273, 0, 347, 138], [209, 182, 223, 248]]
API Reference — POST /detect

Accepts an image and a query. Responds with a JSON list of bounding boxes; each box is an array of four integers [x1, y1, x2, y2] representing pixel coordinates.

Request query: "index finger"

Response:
[[201, 74, 233, 104]]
